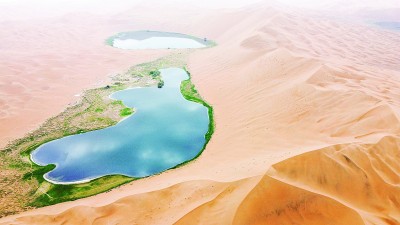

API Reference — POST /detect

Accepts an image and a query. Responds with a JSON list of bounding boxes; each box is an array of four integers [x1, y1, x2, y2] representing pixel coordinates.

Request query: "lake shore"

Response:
[[0, 52, 216, 216], [31, 67, 212, 185]]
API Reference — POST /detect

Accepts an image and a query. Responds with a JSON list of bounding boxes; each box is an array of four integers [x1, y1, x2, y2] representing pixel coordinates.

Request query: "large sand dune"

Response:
[[1, 1, 400, 224]]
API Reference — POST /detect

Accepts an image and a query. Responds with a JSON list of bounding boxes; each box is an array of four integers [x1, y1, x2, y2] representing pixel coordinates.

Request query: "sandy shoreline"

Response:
[[1, 0, 400, 224]]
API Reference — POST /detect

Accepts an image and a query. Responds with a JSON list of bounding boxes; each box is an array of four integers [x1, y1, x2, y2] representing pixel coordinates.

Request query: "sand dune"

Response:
[[5, 137, 400, 224], [1, 1, 400, 224]]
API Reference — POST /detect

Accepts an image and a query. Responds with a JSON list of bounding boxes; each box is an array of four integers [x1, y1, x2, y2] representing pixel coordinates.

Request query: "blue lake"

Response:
[[31, 68, 209, 184], [110, 31, 208, 49]]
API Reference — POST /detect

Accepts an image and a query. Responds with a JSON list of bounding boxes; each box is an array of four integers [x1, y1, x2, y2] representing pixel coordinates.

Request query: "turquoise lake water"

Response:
[[31, 68, 209, 184]]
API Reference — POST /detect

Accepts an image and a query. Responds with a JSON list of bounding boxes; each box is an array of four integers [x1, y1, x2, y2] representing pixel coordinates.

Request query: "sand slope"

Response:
[[1, 2, 400, 225]]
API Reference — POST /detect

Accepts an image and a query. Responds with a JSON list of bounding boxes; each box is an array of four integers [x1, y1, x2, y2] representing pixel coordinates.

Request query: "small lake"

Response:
[[109, 31, 209, 49], [31, 68, 209, 184]]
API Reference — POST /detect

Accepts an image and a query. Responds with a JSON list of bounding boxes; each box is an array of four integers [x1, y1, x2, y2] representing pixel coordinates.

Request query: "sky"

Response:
[[0, 0, 263, 22], [0, 0, 399, 22], [0, 0, 139, 21], [274, 0, 400, 9]]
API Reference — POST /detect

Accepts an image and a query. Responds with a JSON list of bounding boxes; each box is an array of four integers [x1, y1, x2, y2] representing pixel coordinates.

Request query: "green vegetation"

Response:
[[158, 80, 165, 88], [95, 107, 104, 113], [120, 107, 134, 116], [175, 67, 215, 168], [105, 36, 115, 46], [22, 164, 56, 183], [30, 175, 135, 207], [105, 38, 113, 46], [112, 100, 124, 106], [149, 70, 161, 78], [105, 33, 123, 46]]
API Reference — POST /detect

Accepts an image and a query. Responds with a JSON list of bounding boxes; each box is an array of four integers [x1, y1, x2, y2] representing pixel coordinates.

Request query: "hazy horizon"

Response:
[[0, 0, 399, 22]]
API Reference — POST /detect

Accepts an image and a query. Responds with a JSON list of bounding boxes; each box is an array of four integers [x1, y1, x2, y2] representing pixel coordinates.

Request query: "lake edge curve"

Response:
[[31, 68, 211, 184], [2, 53, 214, 208]]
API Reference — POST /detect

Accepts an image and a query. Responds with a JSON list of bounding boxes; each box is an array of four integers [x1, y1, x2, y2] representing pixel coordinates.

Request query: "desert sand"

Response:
[[1, 0, 400, 224]]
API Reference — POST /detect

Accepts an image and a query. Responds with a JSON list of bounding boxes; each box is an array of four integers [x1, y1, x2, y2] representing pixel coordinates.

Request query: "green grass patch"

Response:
[[149, 70, 161, 78], [175, 67, 215, 168], [105, 33, 121, 46], [30, 175, 135, 207], [120, 107, 134, 116], [105, 37, 114, 46], [95, 108, 104, 113], [22, 164, 56, 183], [112, 100, 124, 106]]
